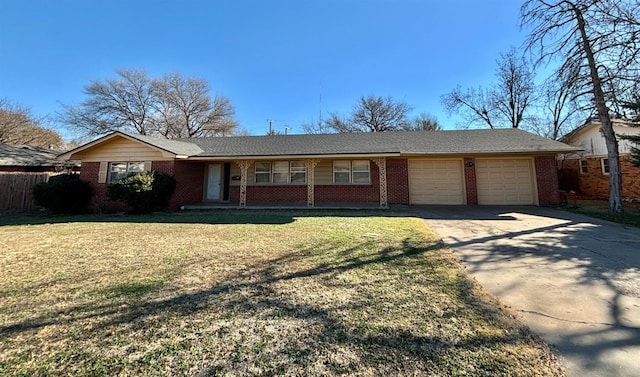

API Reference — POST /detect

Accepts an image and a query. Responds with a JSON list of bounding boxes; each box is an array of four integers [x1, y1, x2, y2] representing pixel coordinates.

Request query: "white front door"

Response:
[[207, 164, 222, 200]]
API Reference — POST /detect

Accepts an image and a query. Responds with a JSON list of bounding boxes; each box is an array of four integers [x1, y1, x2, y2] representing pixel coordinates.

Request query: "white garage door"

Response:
[[476, 159, 535, 205], [408, 159, 464, 205]]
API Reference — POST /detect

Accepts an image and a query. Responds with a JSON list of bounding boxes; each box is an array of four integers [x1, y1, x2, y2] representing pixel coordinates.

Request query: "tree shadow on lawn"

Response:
[[0, 237, 553, 376]]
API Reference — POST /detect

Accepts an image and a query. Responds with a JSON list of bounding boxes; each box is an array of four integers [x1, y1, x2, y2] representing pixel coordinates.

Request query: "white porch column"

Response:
[[234, 160, 254, 207], [305, 159, 319, 207], [372, 158, 388, 208]]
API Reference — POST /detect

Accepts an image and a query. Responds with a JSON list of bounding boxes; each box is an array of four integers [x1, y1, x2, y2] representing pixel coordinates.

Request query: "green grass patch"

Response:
[[0, 211, 564, 376], [566, 199, 640, 227]]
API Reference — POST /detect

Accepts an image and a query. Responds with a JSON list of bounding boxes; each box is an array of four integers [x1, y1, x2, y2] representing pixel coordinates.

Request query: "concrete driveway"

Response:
[[418, 206, 640, 377]]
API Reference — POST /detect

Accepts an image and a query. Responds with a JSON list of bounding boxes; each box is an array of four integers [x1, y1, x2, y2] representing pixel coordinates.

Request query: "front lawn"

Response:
[[0, 211, 564, 376]]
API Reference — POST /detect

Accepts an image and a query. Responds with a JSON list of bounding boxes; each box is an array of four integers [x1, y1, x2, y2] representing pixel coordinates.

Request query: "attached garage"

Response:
[[476, 158, 535, 205], [408, 159, 465, 205]]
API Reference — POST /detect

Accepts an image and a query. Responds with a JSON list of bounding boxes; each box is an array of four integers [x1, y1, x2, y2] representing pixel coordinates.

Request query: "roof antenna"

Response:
[[267, 119, 275, 135], [319, 83, 322, 126]]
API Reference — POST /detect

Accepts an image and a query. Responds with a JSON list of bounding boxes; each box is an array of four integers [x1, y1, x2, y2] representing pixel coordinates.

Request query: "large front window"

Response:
[[109, 162, 145, 182], [333, 160, 370, 184], [254, 161, 307, 184]]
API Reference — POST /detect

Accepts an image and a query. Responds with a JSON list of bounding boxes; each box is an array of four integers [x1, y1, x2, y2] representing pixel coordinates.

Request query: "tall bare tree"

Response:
[[440, 86, 496, 128], [441, 47, 536, 129], [493, 48, 536, 129], [535, 66, 588, 139], [61, 69, 238, 138], [404, 113, 442, 131], [151, 73, 237, 138], [0, 98, 63, 149], [323, 95, 413, 133], [521, 0, 640, 214], [61, 69, 155, 137]]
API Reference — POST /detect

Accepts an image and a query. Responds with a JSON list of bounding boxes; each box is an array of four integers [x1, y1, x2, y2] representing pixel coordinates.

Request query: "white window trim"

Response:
[[579, 159, 588, 174], [254, 161, 307, 184], [332, 160, 371, 184], [108, 161, 146, 183], [601, 158, 610, 175]]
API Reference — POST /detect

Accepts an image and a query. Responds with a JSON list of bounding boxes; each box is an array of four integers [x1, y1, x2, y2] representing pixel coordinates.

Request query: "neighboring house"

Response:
[[558, 118, 640, 200], [0, 143, 79, 173], [58, 129, 577, 211]]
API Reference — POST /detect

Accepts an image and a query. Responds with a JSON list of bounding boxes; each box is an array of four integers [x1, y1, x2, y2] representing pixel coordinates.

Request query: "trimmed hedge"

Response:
[[107, 171, 176, 213]]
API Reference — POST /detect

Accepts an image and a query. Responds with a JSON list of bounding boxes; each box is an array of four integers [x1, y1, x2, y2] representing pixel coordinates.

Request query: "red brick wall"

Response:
[[79, 162, 127, 212], [169, 161, 205, 210], [561, 156, 640, 200], [464, 158, 478, 205], [79, 160, 205, 212], [387, 158, 409, 205], [535, 155, 561, 205]]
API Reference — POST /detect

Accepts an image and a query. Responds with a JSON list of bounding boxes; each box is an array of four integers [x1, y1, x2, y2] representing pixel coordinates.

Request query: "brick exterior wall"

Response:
[[387, 158, 409, 205], [463, 157, 478, 205], [561, 156, 640, 200], [79, 160, 205, 212], [535, 155, 561, 205], [79, 161, 127, 212], [79, 155, 565, 210]]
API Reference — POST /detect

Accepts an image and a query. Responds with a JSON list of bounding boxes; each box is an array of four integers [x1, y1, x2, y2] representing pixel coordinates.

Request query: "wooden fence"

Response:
[[0, 173, 50, 210]]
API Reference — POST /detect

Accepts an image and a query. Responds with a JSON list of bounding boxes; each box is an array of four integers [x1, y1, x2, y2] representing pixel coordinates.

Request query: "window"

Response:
[[290, 161, 307, 183], [255, 162, 271, 183], [272, 161, 289, 183], [254, 161, 307, 184], [109, 162, 145, 183], [579, 160, 588, 174], [601, 158, 610, 175], [333, 160, 371, 184]]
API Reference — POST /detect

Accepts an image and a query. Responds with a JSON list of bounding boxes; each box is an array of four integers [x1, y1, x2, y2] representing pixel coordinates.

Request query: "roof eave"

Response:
[[187, 152, 401, 160]]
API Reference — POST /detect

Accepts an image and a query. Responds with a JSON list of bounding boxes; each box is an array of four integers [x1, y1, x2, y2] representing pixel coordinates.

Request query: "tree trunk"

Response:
[[573, 4, 624, 214]]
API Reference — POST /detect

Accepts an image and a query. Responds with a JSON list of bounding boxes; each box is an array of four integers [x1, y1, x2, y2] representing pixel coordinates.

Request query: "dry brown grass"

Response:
[[0, 211, 565, 376]]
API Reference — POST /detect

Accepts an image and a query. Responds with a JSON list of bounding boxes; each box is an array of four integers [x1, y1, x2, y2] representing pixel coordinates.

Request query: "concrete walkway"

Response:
[[418, 206, 640, 377]]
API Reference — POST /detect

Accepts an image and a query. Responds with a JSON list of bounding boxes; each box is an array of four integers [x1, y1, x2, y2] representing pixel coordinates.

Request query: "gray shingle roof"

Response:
[[63, 128, 579, 160], [176, 128, 578, 157], [0, 144, 77, 167], [121, 133, 204, 156]]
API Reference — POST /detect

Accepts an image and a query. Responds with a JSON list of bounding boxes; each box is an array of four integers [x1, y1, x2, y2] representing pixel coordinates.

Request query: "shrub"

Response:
[[33, 174, 93, 214], [107, 171, 176, 213]]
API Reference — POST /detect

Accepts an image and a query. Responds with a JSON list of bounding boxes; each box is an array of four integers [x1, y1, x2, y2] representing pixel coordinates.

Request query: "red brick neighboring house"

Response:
[[558, 118, 640, 200], [58, 129, 577, 211]]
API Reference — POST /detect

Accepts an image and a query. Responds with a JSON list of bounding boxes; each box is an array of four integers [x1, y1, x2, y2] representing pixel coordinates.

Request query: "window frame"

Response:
[[253, 161, 307, 184], [332, 160, 371, 184], [579, 159, 588, 174], [601, 158, 610, 175], [108, 161, 145, 183]]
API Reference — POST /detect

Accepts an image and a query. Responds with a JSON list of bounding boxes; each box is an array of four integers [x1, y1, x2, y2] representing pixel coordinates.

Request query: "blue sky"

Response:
[[0, 0, 528, 138]]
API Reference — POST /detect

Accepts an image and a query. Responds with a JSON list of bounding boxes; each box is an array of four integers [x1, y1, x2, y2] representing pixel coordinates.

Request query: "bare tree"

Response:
[[301, 119, 332, 134], [322, 95, 413, 133], [521, 0, 640, 214], [0, 98, 63, 149], [535, 66, 588, 139], [151, 73, 237, 138], [441, 47, 535, 129], [404, 113, 442, 131], [61, 69, 154, 137], [493, 48, 536, 129], [441, 86, 497, 128], [61, 69, 238, 139]]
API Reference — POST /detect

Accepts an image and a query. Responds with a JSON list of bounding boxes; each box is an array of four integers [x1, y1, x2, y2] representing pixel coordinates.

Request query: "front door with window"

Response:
[[207, 164, 222, 200]]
